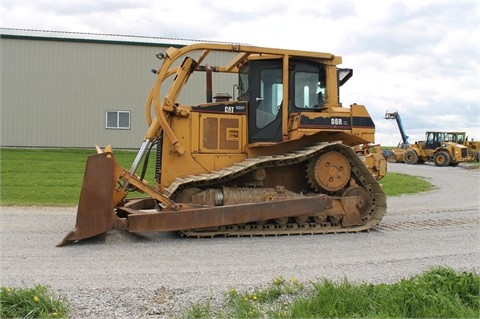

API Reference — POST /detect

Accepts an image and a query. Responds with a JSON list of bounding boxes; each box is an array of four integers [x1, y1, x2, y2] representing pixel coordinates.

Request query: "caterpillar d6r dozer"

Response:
[[58, 43, 386, 246]]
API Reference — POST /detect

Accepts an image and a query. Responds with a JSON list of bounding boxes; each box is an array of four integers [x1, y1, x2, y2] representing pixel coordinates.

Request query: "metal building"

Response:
[[0, 28, 237, 149]]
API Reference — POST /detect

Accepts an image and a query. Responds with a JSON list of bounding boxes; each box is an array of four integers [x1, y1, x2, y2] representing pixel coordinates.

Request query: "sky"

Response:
[[1, 0, 479, 146]]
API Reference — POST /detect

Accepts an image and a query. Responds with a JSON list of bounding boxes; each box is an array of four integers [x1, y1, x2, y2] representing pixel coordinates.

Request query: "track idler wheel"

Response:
[[307, 151, 351, 192], [342, 186, 372, 218]]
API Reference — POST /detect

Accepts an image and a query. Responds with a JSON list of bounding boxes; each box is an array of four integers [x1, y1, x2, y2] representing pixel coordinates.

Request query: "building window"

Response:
[[106, 110, 130, 129]]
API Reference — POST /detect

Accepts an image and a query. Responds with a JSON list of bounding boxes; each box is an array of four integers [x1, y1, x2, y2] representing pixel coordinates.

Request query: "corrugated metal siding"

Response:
[[1, 36, 237, 149]]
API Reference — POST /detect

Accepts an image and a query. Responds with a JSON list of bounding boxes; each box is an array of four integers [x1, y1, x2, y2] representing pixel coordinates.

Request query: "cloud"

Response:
[[1, 0, 479, 145]]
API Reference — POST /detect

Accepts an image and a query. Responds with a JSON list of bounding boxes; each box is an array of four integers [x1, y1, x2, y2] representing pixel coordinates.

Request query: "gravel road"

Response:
[[1, 162, 479, 318]]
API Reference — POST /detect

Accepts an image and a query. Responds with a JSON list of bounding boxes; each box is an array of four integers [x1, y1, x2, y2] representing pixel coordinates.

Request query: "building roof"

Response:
[[0, 27, 240, 47]]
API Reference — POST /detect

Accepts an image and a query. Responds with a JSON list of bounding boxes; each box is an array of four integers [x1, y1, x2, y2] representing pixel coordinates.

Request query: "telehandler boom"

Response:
[[59, 43, 386, 246], [384, 110, 410, 163]]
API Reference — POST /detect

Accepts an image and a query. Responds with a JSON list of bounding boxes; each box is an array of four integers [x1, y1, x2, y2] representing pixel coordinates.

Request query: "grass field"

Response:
[[0, 148, 433, 206], [0, 148, 156, 206]]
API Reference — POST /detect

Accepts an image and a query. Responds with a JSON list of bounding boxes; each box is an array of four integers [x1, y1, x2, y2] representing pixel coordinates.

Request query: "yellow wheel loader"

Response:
[[402, 131, 469, 166], [58, 43, 387, 246]]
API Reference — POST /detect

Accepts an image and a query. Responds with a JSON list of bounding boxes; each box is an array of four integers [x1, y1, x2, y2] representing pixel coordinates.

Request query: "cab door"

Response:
[[248, 60, 283, 143]]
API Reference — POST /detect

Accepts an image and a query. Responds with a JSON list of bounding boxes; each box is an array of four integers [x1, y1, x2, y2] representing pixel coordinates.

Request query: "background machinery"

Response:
[[384, 111, 469, 166], [446, 131, 480, 162], [384, 110, 410, 163], [59, 43, 387, 246], [402, 131, 469, 166]]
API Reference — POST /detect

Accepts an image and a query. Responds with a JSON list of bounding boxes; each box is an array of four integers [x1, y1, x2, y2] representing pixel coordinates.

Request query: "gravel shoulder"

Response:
[[1, 163, 479, 318]]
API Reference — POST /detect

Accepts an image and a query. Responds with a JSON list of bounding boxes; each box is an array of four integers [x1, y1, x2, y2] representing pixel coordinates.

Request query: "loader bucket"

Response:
[[57, 153, 116, 247]]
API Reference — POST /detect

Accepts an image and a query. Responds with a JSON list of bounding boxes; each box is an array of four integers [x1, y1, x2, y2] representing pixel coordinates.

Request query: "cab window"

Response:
[[291, 61, 326, 111], [295, 72, 324, 109]]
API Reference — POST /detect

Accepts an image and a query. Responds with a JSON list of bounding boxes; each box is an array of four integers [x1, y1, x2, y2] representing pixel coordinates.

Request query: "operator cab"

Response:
[[239, 58, 352, 144], [425, 131, 446, 150]]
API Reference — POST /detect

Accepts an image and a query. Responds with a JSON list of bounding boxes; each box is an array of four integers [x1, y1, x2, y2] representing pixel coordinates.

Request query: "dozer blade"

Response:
[[57, 153, 116, 247]]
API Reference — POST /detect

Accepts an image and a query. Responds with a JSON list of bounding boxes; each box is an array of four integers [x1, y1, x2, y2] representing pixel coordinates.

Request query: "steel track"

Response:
[[162, 141, 386, 237]]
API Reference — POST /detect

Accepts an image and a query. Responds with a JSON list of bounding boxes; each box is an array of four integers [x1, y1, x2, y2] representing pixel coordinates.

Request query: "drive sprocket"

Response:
[[307, 151, 351, 192]]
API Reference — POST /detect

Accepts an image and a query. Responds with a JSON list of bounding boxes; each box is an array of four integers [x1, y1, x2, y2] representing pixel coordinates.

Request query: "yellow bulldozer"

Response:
[[58, 43, 387, 246], [446, 131, 480, 162]]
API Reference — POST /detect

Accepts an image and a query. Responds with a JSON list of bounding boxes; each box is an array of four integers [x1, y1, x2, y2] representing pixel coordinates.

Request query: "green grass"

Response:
[[182, 267, 480, 318], [0, 285, 69, 318], [1, 148, 433, 206], [0, 148, 156, 206], [379, 172, 433, 196]]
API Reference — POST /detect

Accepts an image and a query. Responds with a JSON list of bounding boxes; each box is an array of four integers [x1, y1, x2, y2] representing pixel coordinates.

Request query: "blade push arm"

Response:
[[144, 56, 197, 155]]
